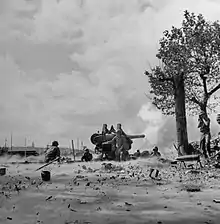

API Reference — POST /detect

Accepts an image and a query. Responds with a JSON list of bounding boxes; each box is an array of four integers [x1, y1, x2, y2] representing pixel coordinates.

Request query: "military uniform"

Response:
[[45, 145, 60, 163], [102, 124, 111, 135], [116, 124, 133, 149], [134, 150, 141, 158], [198, 113, 211, 158], [81, 149, 93, 162], [100, 124, 111, 160], [109, 125, 116, 133], [149, 147, 161, 179], [105, 131, 127, 161]]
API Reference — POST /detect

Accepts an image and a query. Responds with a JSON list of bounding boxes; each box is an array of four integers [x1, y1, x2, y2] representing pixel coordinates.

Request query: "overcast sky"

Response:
[[1, 0, 220, 150]]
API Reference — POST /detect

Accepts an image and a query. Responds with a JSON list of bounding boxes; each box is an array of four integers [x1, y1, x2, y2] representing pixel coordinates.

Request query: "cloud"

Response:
[[0, 0, 220, 150]]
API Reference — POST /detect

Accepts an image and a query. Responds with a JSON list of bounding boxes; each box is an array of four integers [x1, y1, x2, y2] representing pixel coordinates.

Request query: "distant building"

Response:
[[7, 146, 39, 157]]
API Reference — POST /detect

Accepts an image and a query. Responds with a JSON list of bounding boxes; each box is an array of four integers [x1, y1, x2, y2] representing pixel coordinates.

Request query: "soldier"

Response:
[[134, 149, 141, 158], [102, 124, 111, 135], [117, 123, 127, 136], [117, 123, 133, 148], [99, 124, 112, 160], [81, 148, 93, 162], [44, 141, 61, 163], [149, 146, 161, 179], [121, 150, 130, 161], [103, 129, 126, 162], [213, 132, 220, 152], [109, 125, 116, 133], [198, 111, 211, 159]]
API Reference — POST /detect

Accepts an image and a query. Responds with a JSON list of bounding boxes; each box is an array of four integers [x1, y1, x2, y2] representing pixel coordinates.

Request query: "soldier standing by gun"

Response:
[[109, 125, 116, 133], [102, 124, 111, 135], [103, 129, 126, 162], [116, 124, 132, 160], [198, 111, 211, 160], [117, 123, 133, 149], [99, 124, 111, 160]]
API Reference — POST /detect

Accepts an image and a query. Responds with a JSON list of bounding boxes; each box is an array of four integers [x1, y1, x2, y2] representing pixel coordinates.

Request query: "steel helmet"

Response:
[[52, 141, 59, 147]]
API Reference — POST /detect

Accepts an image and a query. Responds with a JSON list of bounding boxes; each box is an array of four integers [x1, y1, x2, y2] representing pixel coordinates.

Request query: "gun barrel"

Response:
[[90, 133, 145, 145], [127, 134, 145, 139]]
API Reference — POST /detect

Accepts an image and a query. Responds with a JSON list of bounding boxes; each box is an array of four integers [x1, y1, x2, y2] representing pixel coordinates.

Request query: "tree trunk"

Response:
[[200, 103, 210, 133], [174, 73, 189, 155]]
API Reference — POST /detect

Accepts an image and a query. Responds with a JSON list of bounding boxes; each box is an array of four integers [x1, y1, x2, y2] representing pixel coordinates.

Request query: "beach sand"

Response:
[[0, 156, 220, 224]]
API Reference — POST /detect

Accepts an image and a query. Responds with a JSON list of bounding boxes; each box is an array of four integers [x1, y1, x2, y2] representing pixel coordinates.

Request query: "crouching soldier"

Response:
[[134, 149, 141, 158], [45, 141, 61, 163], [81, 149, 93, 162], [149, 146, 161, 179]]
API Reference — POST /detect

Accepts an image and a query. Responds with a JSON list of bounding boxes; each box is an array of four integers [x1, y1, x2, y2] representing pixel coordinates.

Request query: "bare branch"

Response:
[[146, 61, 153, 71], [202, 77, 208, 95], [208, 83, 220, 96], [200, 65, 210, 96], [191, 96, 202, 107], [144, 92, 152, 101]]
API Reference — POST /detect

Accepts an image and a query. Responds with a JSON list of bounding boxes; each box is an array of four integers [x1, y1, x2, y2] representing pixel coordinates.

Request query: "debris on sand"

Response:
[[85, 182, 91, 186], [76, 175, 85, 179], [213, 199, 220, 203], [185, 170, 203, 175], [102, 163, 113, 170], [68, 204, 77, 212], [96, 207, 102, 211], [70, 208, 77, 212], [80, 165, 97, 173], [82, 165, 87, 170], [213, 163, 220, 168], [124, 202, 133, 206], [3, 156, 220, 224], [45, 196, 53, 201], [77, 199, 87, 204], [182, 184, 201, 192], [101, 163, 124, 172], [31, 180, 36, 185]]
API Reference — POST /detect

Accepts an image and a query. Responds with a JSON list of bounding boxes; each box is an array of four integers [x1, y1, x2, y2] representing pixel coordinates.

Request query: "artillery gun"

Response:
[[90, 124, 145, 160]]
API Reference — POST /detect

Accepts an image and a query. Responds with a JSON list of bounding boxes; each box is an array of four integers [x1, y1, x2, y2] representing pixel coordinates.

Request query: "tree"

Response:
[[145, 66, 189, 155], [145, 11, 220, 154]]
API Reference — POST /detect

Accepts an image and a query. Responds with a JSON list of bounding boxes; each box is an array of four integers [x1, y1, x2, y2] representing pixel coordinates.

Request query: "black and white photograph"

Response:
[[1, 0, 220, 223]]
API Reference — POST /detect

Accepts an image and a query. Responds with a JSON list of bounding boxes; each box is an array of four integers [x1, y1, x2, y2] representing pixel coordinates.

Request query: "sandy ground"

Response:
[[0, 156, 220, 224]]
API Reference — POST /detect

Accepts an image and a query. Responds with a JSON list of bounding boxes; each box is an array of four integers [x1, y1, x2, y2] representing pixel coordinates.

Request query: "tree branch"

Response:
[[202, 77, 208, 95], [191, 96, 202, 107], [200, 65, 210, 96], [144, 70, 174, 83], [208, 83, 220, 96]]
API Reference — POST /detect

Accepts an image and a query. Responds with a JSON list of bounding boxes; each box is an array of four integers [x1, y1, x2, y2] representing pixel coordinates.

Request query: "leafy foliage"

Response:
[[146, 10, 220, 116]]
